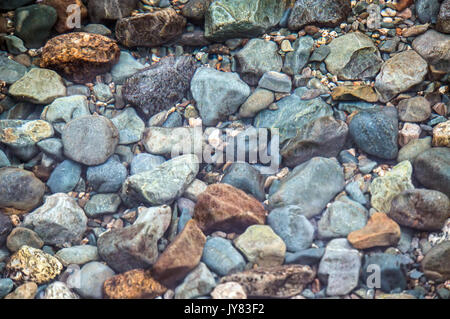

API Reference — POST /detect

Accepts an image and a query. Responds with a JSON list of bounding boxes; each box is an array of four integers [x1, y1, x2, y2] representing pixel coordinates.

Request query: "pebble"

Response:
[[414, 147, 450, 196], [282, 36, 314, 76], [211, 282, 247, 299], [42, 0, 88, 33], [0, 53, 27, 85], [84, 194, 121, 218], [397, 136, 432, 163], [433, 121, 450, 147], [55, 245, 99, 266], [397, 96, 432, 122], [285, 248, 325, 265], [86, 156, 127, 193], [221, 162, 266, 201], [239, 88, 274, 118], [47, 160, 82, 194], [111, 51, 145, 85], [4, 282, 37, 299], [66, 261, 115, 299], [412, 30, 450, 75], [0, 278, 14, 298], [174, 262, 216, 299], [437, 0, 450, 33], [37, 138, 64, 161], [130, 153, 165, 175], [88, 0, 138, 22], [0, 212, 12, 246], [416, 0, 440, 24], [421, 241, 450, 281], [6, 227, 44, 252], [41, 281, 79, 299], [201, 237, 245, 276], [258, 71, 292, 93]]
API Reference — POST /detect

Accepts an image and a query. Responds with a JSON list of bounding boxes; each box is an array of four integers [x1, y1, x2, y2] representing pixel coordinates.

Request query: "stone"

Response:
[[370, 161, 414, 213], [318, 196, 368, 239], [8, 68, 66, 104], [40, 32, 120, 84], [0, 168, 45, 212], [191, 67, 250, 126], [318, 239, 361, 296], [86, 157, 127, 193], [258, 71, 292, 93], [221, 162, 266, 201], [123, 55, 197, 119], [235, 39, 283, 86], [183, 179, 207, 202], [397, 137, 432, 163], [269, 157, 344, 218], [174, 262, 216, 299], [331, 85, 379, 103], [0, 278, 14, 298], [239, 88, 274, 118], [204, 0, 287, 40], [181, 0, 212, 21], [361, 253, 407, 292], [234, 225, 286, 267], [42, 0, 88, 33], [325, 32, 382, 80], [42, 281, 79, 299], [103, 269, 167, 299], [400, 123, 421, 149], [88, 0, 138, 22], [121, 154, 199, 207], [93, 83, 113, 102], [374, 50, 428, 103], [111, 51, 145, 85], [23, 193, 88, 246], [221, 265, 315, 298], [130, 153, 165, 175], [201, 237, 246, 276], [97, 205, 171, 272], [397, 96, 431, 122], [37, 138, 64, 161], [0, 0, 33, 10], [4, 282, 37, 299], [345, 181, 367, 205], [81, 23, 112, 36], [47, 160, 82, 194], [416, 0, 440, 24], [0, 120, 54, 149], [62, 115, 119, 166], [281, 116, 348, 168], [348, 212, 401, 249], [389, 189, 450, 231], [0, 53, 27, 85], [193, 183, 267, 234], [414, 148, 450, 196], [348, 107, 399, 160], [433, 121, 450, 147], [282, 36, 314, 76], [6, 227, 43, 252], [55, 245, 99, 266], [421, 241, 450, 281], [67, 261, 115, 299], [6, 246, 63, 284], [116, 8, 186, 47], [288, 0, 351, 30], [152, 220, 206, 288], [437, 0, 450, 33], [285, 248, 325, 265], [412, 30, 450, 75], [0, 213, 12, 246], [310, 44, 330, 62], [84, 194, 121, 218], [211, 282, 247, 299], [14, 4, 57, 48], [142, 127, 202, 157]]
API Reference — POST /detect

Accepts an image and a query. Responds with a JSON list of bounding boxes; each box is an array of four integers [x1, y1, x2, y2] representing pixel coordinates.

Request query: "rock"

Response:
[[4, 282, 37, 299], [269, 157, 344, 218], [40, 32, 120, 84], [331, 85, 379, 103], [183, 179, 207, 202], [397, 137, 432, 163], [211, 282, 247, 299], [116, 8, 186, 47], [345, 181, 367, 205], [23, 193, 88, 246], [174, 262, 216, 299], [121, 154, 199, 207], [397, 96, 431, 122], [370, 161, 414, 213], [14, 4, 57, 48], [0, 150, 10, 168], [0, 213, 12, 246], [42, 0, 88, 33], [421, 241, 450, 281], [103, 269, 167, 299], [86, 157, 127, 193], [152, 220, 206, 288], [235, 39, 283, 86], [62, 115, 119, 166], [389, 189, 450, 231], [221, 162, 266, 201], [234, 225, 286, 267], [433, 121, 450, 147], [47, 160, 82, 194], [412, 30, 450, 75], [325, 32, 382, 80], [0, 0, 33, 10], [281, 116, 348, 167], [348, 107, 399, 160], [348, 212, 401, 249], [414, 148, 450, 196], [88, 0, 138, 22], [37, 138, 64, 160], [111, 51, 145, 85], [310, 44, 331, 62], [221, 265, 315, 298], [142, 127, 202, 157], [93, 83, 112, 102], [318, 239, 361, 296], [67, 261, 115, 299], [0, 120, 54, 149], [361, 253, 407, 292], [258, 71, 292, 93], [97, 205, 171, 272], [204, 0, 287, 40], [81, 23, 112, 36], [282, 36, 314, 76], [201, 237, 246, 276], [0, 53, 27, 85], [123, 55, 197, 119], [0, 278, 14, 298], [239, 88, 274, 118], [8, 68, 66, 104], [6, 227, 43, 252], [318, 196, 368, 239], [193, 183, 267, 234], [416, 0, 440, 23], [374, 50, 428, 103], [285, 248, 325, 265], [84, 194, 121, 218], [191, 67, 250, 126], [181, 0, 212, 21], [130, 153, 165, 175], [437, 0, 450, 33], [42, 281, 79, 299], [0, 168, 45, 212], [55, 245, 99, 266], [6, 246, 63, 284], [288, 0, 351, 30]]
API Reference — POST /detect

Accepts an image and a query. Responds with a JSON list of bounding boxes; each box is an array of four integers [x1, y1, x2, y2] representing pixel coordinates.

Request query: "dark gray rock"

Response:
[[221, 162, 266, 201], [84, 194, 121, 218], [0, 52, 27, 85], [282, 36, 314, 76], [86, 156, 128, 193], [414, 148, 450, 197], [416, 0, 440, 24], [0, 212, 13, 247]]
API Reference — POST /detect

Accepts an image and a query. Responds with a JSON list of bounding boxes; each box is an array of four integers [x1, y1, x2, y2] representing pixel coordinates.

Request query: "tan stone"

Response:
[[331, 85, 378, 103], [399, 123, 421, 147], [4, 282, 38, 299], [432, 120, 450, 147]]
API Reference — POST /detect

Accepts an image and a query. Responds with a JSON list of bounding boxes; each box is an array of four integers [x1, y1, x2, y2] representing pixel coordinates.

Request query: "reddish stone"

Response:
[[193, 183, 267, 234], [42, 0, 88, 33], [395, 0, 414, 12]]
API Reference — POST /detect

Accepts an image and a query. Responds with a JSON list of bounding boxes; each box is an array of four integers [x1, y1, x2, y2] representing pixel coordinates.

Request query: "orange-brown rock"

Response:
[[193, 183, 267, 234], [103, 269, 167, 299], [40, 32, 120, 84], [42, 0, 88, 33], [115, 8, 186, 48], [395, 0, 414, 12], [348, 212, 401, 249], [332, 85, 378, 103], [151, 220, 206, 288]]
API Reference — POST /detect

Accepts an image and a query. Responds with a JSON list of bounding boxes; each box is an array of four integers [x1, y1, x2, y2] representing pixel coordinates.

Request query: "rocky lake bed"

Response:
[[0, 0, 449, 300]]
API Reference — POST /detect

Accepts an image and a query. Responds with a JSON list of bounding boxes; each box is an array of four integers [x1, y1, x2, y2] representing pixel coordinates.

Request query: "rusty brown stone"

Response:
[[40, 32, 120, 84], [193, 183, 267, 235], [151, 219, 206, 288], [115, 8, 186, 48], [42, 0, 88, 33], [395, 0, 414, 12], [347, 212, 401, 249], [331, 85, 379, 103], [103, 269, 167, 299]]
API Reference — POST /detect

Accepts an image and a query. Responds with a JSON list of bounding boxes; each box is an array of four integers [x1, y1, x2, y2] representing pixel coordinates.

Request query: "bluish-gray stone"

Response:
[[221, 162, 266, 201], [282, 36, 314, 76], [285, 248, 325, 265], [202, 237, 246, 276], [0, 52, 27, 85], [130, 153, 165, 175], [47, 160, 82, 194], [111, 108, 145, 145], [111, 51, 145, 85], [0, 278, 14, 298], [84, 194, 121, 218], [86, 156, 128, 193]]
